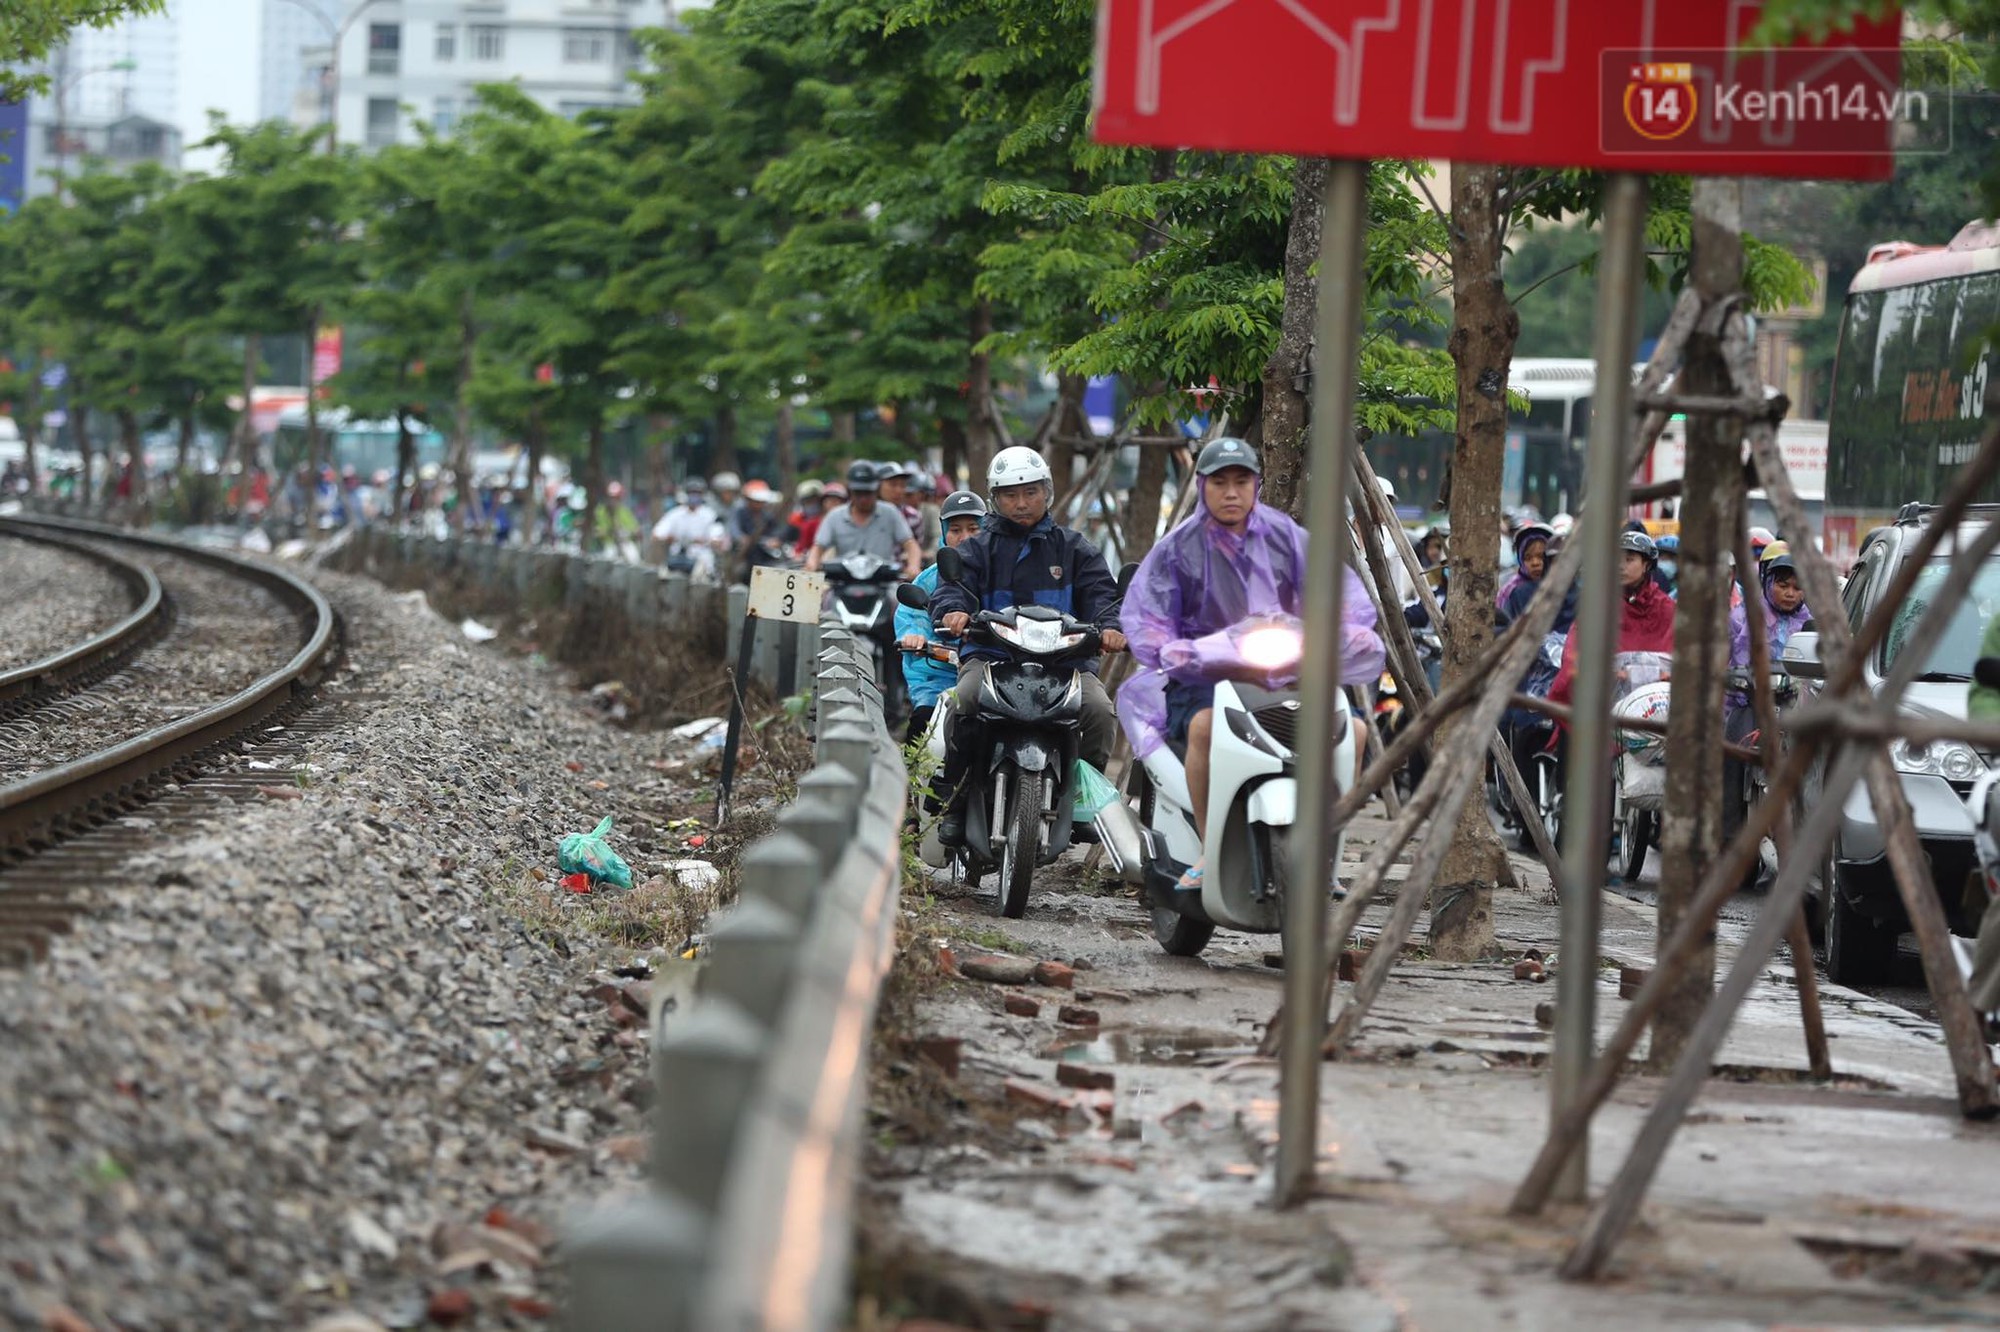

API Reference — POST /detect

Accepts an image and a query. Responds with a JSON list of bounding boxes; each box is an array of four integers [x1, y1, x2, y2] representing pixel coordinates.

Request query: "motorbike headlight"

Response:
[[1239, 625, 1304, 671], [989, 622, 1022, 648], [1890, 737, 1987, 783], [1014, 619, 1066, 654]]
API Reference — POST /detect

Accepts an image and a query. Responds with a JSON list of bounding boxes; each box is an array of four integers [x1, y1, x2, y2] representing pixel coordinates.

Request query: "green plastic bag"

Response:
[[1072, 759, 1120, 823], [559, 815, 635, 890]]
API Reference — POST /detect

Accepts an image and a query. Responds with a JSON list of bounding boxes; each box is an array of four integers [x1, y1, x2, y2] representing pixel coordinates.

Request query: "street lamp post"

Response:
[[52, 54, 138, 201], [275, 0, 390, 151]]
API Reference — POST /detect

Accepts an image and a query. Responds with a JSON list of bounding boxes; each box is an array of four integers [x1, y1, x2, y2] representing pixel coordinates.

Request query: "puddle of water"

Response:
[[1049, 1027, 1254, 1067]]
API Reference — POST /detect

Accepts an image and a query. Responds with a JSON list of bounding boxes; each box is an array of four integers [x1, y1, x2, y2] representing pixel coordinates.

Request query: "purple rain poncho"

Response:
[[1117, 488, 1385, 759]]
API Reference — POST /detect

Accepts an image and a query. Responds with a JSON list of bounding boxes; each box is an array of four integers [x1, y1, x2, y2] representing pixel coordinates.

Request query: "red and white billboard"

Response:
[[1093, 0, 1908, 180]]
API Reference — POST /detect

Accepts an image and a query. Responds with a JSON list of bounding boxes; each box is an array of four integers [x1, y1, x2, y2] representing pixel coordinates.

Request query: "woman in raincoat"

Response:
[[1119, 437, 1385, 891]]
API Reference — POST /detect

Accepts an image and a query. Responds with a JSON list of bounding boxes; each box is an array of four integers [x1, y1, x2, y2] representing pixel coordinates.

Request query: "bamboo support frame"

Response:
[[1513, 315, 2000, 1252], [1730, 514, 1832, 1081]]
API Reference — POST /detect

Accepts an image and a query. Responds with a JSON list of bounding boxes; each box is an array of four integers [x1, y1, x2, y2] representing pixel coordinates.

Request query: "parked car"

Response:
[[1782, 503, 2000, 984]]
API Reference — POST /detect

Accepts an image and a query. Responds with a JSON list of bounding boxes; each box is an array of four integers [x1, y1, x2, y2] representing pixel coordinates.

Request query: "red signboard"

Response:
[[1093, 0, 1908, 180], [311, 325, 343, 388]]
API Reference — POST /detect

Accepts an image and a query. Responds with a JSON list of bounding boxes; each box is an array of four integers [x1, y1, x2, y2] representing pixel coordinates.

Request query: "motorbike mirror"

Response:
[[1977, 657, 2000, 691], [1780, 631, 1824, 681], [936, 545, 965, 584], [1117, 562, 1139, 594], [896, 582, 931, 611]]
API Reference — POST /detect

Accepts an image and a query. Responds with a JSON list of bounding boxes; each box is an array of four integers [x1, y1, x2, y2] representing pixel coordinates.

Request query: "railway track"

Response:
[[0, 515, 341, 965], [0, 524, 167, 721]]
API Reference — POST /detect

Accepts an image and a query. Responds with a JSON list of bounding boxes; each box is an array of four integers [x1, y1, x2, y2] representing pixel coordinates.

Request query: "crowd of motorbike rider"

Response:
[[888, 436, 1386, 893]]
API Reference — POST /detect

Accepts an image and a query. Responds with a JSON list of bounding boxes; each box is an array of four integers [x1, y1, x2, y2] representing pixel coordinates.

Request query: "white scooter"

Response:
[[1133, 615, 1358, 957]]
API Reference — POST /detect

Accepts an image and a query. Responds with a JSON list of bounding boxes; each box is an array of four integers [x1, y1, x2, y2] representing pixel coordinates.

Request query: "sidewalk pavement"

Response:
[[861, 808, 2000, 1332]]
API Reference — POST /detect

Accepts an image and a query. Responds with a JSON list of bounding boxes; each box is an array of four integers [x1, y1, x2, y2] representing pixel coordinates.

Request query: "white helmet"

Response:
[[987, 446, 1052, 490], [709, 470, 741, 493]]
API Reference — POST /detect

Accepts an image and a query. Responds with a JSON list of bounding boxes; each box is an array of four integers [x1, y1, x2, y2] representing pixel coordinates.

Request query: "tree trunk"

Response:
[[773, 397, 797, 498], [175, 402, 195, 477], [234, 334, 261, 476], [831, 410, 857, 446], [1431, 163, 1517, 961], [938, 415, 967, 488], [709, 401, 739, 476], [581, 415, 605, 555], [1259, 157, 1329, 521], [73, 395, 93, 506], [20, 373, 41, 494], [448, 295, 477, 534], [1048, 372, 1089, 513], [117, 407, 143, 502], [524, 406, 545, 542], [1123, 442, 1168, 562], [646, 417, 670, 513], [1651, 180, 1742, 1068], [392, 411, 414, 525], [304, 313, 323, 484], [963, 300, 1001, 485]]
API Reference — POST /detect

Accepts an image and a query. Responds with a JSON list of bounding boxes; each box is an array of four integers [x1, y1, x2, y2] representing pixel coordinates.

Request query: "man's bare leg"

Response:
[[1183, 707, 1214, 885]]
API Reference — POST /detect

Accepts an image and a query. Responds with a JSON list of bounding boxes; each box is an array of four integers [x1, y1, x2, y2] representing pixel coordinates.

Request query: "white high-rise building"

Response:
[[263, 0, 344, 124], [331, 0, 700, 148], [21, 8, 183, 197]]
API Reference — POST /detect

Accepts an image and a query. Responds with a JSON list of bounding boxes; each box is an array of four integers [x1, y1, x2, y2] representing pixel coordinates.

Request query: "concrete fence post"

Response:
[[561, 1191, 708, 1332], [704, 899, 805, 1028], [651, 1000, 768, 1214], [795, 765, 865, 820], [821, 723, 878, 785], [660, 570, 689, 623], [774, 793, 849, 865], [736, 832, 825, 922], [752, 616, 782, 692]]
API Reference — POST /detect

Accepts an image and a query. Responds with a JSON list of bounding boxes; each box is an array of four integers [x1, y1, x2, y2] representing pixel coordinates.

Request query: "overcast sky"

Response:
[[173, 0, 263, 174]]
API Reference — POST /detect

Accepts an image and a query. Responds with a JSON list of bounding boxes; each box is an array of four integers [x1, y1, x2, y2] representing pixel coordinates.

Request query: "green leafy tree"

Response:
[[185, 121, 358, 480], [2, 0, 164, 102]]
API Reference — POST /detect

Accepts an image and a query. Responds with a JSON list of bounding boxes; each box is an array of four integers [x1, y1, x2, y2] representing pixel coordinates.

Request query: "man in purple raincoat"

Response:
[[1120, 437, 1385, 888], [1724, 540, 1811, 840]]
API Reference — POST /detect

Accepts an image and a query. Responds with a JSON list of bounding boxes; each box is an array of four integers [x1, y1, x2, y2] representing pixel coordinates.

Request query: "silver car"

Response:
[[1782, 506, 1995, 985]]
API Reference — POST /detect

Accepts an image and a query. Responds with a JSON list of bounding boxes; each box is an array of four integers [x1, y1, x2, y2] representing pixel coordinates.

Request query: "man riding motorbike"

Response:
[[1119, 437, 1384, 891], [896, 489, 988, 744], [804, 461, 923, 581], [930, 446, 1126, 845]]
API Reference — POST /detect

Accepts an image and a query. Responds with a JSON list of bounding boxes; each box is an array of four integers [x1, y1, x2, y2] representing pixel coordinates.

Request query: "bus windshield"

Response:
[[1828, 263, 2000, 561]]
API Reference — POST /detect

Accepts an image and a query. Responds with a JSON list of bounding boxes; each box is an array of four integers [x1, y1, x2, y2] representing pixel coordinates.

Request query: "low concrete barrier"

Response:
[[563, 619, 906, 1332], [332, 526, 818, 696]]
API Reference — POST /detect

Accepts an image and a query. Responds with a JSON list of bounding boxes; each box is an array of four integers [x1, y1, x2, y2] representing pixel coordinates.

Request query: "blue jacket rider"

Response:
[[928, 448, 1126, 843], [895, 489, 989, 744]]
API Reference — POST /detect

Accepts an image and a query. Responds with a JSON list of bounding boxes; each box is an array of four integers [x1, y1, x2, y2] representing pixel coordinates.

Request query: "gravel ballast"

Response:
[[0, 531, 133, 673], [0, 562, 789, 1329]]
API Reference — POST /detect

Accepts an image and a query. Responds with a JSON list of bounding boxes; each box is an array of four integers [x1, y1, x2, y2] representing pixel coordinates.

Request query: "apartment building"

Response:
[[331, 0, 691, 148]]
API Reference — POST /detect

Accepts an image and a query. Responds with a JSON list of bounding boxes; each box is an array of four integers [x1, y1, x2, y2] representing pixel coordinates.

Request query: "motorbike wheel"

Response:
[[997, 769, 1043, 919], [1618, 807, 1654, 883], [1534, 754, 1563, 854], [1820, 842, 1898, 986]]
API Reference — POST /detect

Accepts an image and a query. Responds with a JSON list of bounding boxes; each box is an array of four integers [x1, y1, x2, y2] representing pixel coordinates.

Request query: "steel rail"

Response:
[[0, 525, 167, 718], [0, 515, 338, 860]]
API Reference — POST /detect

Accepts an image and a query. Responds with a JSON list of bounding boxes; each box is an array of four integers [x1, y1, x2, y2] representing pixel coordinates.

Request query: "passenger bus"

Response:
[[1366, 357, 1595, 520], [1826, 221, 2000, 565]]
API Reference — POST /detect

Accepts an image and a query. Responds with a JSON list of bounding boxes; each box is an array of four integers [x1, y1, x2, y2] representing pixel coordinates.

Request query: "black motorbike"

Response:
[[897, 546, 1106, 917], [829, 551, 908, 724]]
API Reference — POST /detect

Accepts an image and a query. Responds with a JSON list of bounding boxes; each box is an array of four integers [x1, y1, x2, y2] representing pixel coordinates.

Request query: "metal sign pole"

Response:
[[1550, 171, 1649, 1202], [1276, 156, 1369, 1209]]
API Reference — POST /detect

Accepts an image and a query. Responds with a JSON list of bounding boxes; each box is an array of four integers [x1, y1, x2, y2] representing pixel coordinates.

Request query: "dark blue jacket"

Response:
[[930, 513, 1122, 668]]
